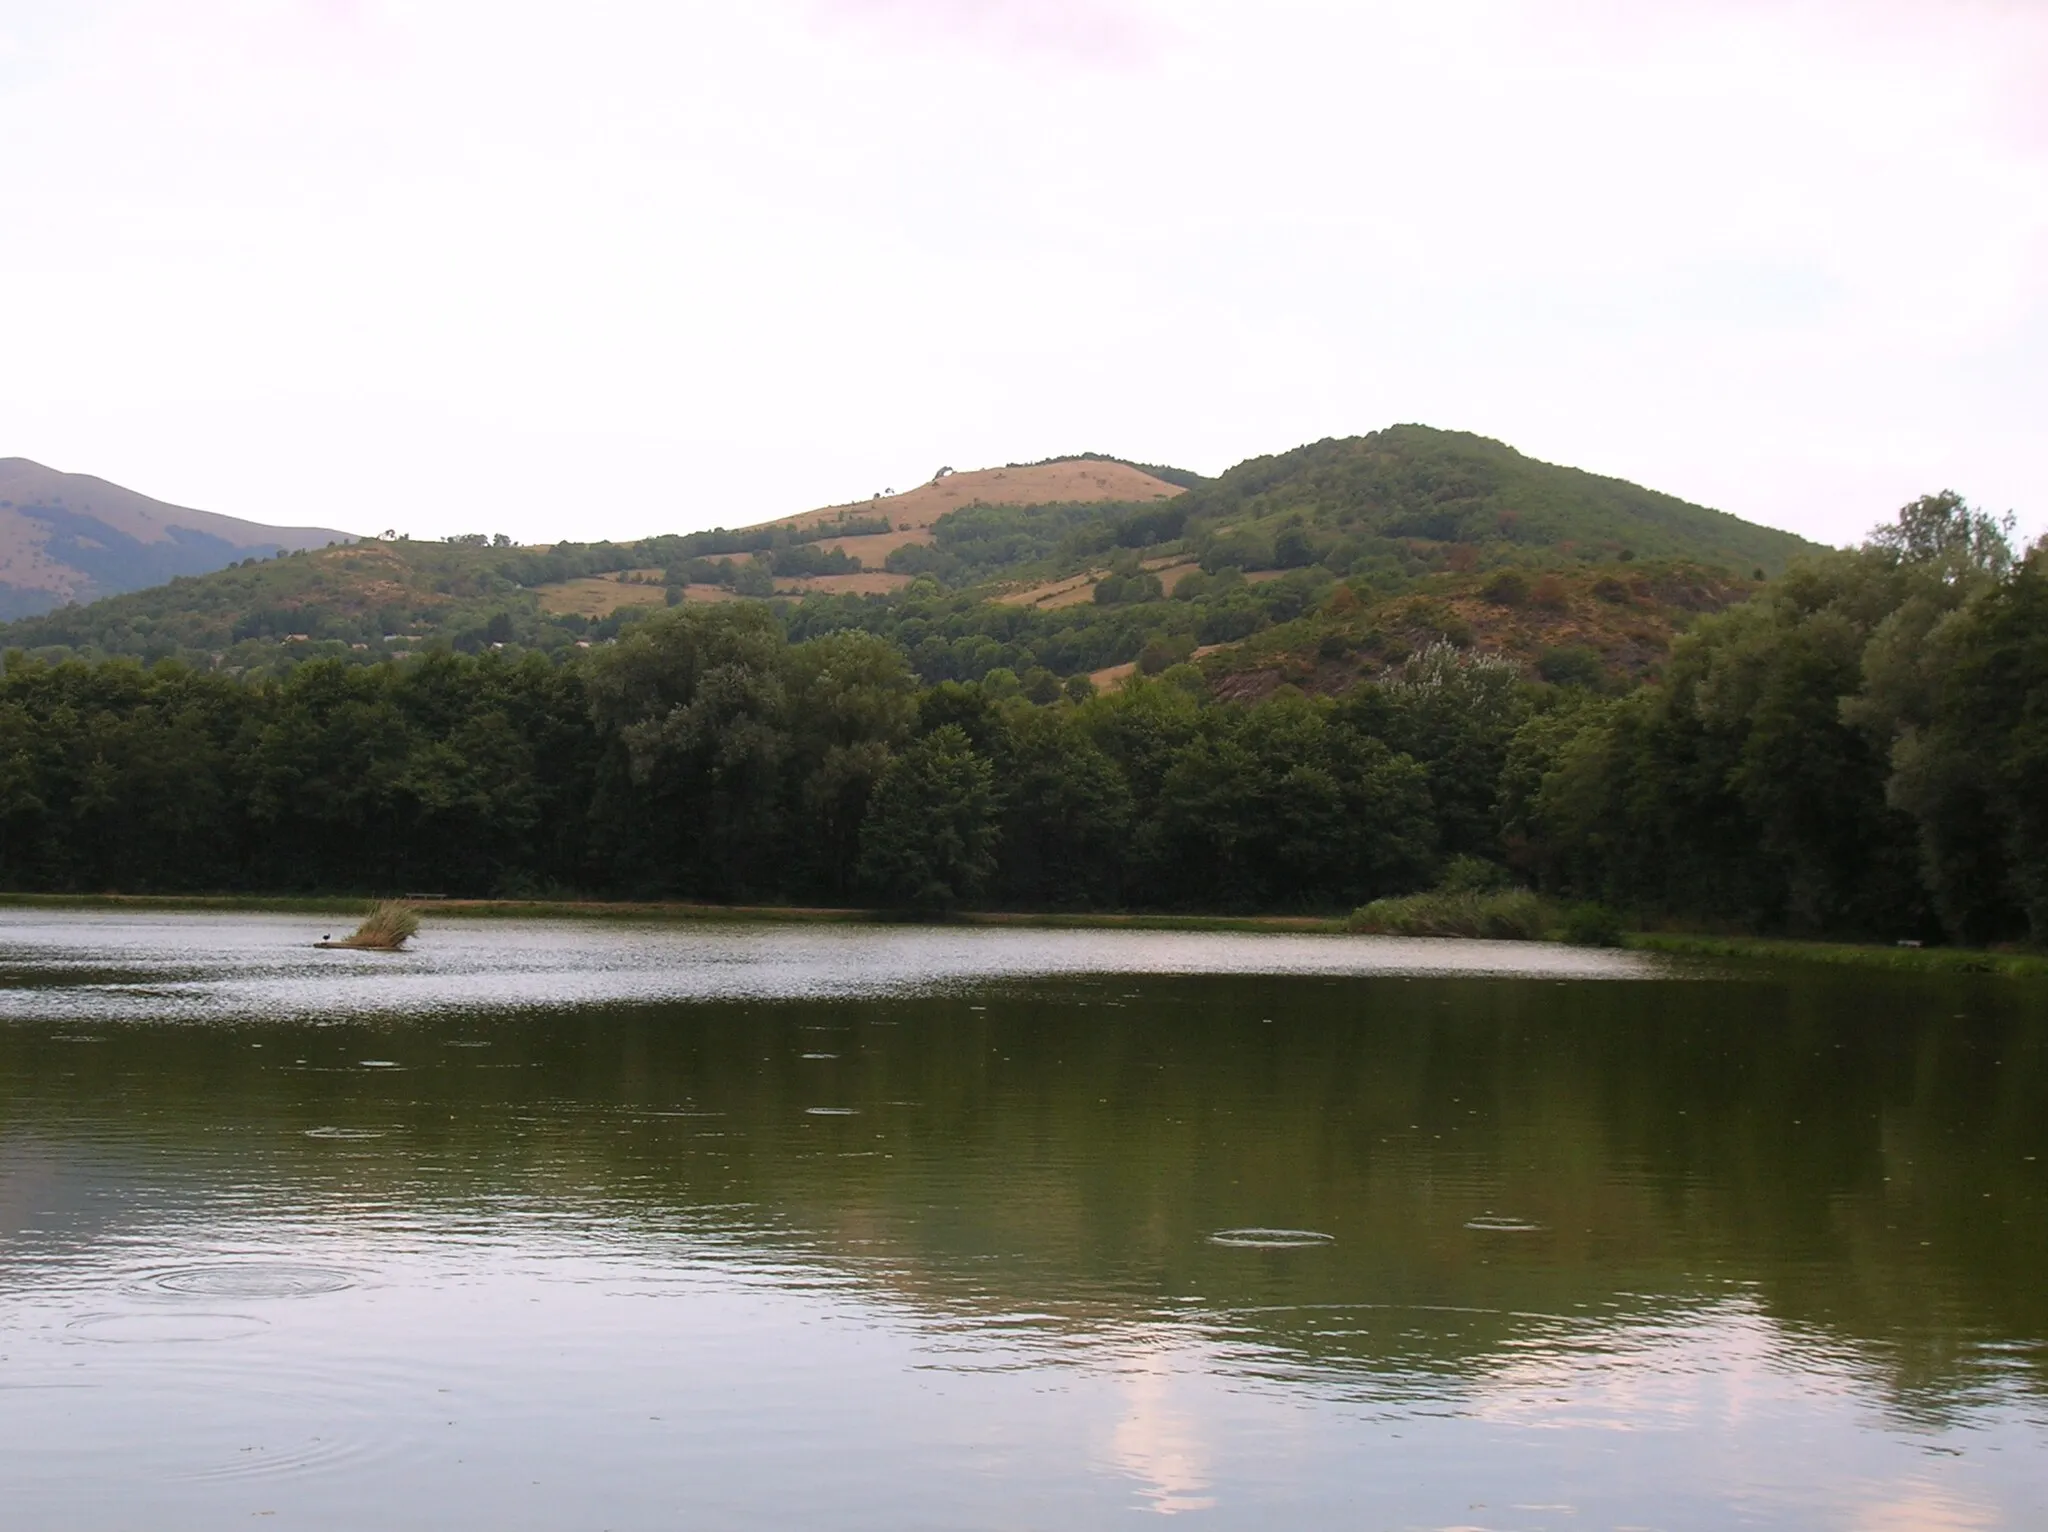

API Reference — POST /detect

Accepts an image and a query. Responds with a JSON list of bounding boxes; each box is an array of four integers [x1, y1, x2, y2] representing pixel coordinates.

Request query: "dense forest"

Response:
[[1, 495, 2040, 945]]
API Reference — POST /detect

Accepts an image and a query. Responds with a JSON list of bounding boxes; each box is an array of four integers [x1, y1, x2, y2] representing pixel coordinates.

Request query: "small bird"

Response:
[[322, 933, 331, 941]]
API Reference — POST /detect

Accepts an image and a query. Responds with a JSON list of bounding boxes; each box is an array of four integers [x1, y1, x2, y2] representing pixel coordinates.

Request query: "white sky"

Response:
[[1, 0, 2043, 548]]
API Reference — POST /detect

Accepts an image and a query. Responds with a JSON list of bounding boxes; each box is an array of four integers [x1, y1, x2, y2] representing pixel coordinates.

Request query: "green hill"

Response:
[[1154, 425, 1815, 576]]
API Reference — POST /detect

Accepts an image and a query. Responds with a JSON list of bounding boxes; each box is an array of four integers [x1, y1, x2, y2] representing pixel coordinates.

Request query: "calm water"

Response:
[[2, 913, 2044, 1530]]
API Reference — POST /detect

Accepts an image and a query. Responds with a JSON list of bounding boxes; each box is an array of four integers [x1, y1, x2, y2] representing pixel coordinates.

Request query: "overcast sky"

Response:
[[1, 0, 2042, 547]]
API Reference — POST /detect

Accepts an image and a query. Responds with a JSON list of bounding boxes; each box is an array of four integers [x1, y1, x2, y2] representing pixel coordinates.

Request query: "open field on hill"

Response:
[[804, 526, 934, 560], [762, 460, 1185, 539], [772, 572, 912, 596], [535, 573, 672, 617]]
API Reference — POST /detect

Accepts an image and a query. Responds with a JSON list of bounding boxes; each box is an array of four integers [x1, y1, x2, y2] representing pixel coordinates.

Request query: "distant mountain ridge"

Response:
[[0, 458, 356, 619]]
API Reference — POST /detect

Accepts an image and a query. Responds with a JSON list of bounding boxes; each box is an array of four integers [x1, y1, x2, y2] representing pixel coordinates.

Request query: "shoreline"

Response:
[[3, 892, 2043, 975], [0, 891, 1346, 937], [1625, 931, 2048, 979]]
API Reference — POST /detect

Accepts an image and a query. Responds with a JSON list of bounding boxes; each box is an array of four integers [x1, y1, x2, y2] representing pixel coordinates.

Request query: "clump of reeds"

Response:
[[1346, 888, 1548, 940], [1348, 856, 1552, 940], [316, 902, 421, 951]]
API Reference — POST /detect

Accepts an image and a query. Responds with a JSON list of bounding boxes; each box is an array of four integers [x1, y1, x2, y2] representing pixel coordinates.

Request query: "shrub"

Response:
[[1531, 574, 1570, 610], [1274, 524, 1321, 568], [1482, 569, 1530, 607], [1021, 667, 1062, 704], [1536, 645, 1605, 689], [1137, 633, 1196, 675], [1561, 902, 1626, 946], [1437, 854, 1515, 892], [1346, 888, 1546, 940], [1591, 576, 1630, 604]]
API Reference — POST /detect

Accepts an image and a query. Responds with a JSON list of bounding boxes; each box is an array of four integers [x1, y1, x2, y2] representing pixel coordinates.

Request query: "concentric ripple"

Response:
[[1208, 1228, 1336, 1249], [69, 1312, 270, 1343], [132, 1263, 358, 1300]]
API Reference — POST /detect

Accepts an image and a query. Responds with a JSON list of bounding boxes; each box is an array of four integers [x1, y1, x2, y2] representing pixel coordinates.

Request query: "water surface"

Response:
[[2, 913, 2044, 1529]]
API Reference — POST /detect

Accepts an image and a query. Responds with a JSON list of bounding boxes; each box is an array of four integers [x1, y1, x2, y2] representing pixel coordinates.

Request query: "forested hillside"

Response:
[[1, 493, 2040, 945], [1159, 427, 1815, 572]]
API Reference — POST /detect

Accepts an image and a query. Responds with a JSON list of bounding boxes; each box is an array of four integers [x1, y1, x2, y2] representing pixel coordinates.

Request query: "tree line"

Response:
[[0, 495, 2040, 943]]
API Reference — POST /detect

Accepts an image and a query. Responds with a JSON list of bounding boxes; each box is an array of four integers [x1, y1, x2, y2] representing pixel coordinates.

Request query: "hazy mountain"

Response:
[[0, 458, 357, 619]]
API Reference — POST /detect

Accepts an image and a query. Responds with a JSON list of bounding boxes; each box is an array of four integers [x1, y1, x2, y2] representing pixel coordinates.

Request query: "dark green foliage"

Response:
[[785, 585, 1213, 688], [984, 704, 1131, 908], [855, 725, 999, 911], [1509, 494, 2045, 947], [1341, 645, 1527, 860], [1134, 690, 1437, 909], [1880, 539, 2048, 942], [886, 501, 1126, 584], [1535, 645, 1605, 689], [1348, 887, 1546, 939], [763, 544, 861, 579], [1482, 569, 1530, 606], [1168, 426, 1819, 573], [0, 612, 1491, 913], [1093, 571, 1163, 606], [1561, 903, 1625, 946]]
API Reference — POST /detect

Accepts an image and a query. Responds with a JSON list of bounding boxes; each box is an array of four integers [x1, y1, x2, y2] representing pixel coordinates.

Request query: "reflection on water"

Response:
[[1, 913, 2045, 1529]]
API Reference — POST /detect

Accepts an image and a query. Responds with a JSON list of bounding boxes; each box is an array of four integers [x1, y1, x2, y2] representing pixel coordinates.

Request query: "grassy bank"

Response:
[[1626, 931, 2048, 979]]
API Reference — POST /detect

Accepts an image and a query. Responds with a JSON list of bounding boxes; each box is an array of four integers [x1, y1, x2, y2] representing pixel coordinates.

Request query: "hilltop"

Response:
[[0, 429, 1823, 691], [0, 458, 355, 620], [1161, 427, 1812, 573]]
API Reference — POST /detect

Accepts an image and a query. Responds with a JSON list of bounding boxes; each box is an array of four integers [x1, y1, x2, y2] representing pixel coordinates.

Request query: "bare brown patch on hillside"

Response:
[[755, 460, 1184, 539], [1002, 557, 1203, 612], [805, 528, 933, 561], [536, 577, 671, 618]]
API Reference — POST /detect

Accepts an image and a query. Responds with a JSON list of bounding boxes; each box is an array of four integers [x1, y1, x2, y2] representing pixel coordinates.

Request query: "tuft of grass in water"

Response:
[[1346, 888, 1548, 940], [319, 902, 421, 950]]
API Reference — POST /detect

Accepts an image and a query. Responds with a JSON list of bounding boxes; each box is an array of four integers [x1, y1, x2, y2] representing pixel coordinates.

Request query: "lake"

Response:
[[2, 911, 2044, 1530]]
